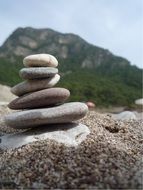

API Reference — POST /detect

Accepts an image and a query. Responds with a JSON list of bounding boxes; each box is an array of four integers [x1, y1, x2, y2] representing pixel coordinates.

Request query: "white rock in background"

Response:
[[0, 123, 90, 150], [135, 98, 143, 106], [112, 111, 137, 120]]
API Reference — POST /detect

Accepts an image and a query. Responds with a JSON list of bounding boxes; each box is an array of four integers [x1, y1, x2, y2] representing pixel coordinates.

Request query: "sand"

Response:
[[0, 108, 143, 189]]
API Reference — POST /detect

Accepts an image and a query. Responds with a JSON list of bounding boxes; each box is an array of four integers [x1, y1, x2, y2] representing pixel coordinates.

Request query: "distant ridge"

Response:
[[0, 27, 130, 68]]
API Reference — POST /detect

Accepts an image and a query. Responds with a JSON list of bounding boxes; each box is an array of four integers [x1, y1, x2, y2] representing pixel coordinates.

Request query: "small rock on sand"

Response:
[[0, 123, 90, 150]]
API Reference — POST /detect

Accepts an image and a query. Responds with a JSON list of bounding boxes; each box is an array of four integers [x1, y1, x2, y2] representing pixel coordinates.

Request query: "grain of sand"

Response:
[[0, 109, 143, 189]]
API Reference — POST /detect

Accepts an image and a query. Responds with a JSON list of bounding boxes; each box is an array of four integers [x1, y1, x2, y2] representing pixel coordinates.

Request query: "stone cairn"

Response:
[[5, 54, 88, 129]]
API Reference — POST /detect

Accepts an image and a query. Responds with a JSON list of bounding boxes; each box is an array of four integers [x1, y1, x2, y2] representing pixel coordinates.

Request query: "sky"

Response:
[[0, 0, 142, 68]]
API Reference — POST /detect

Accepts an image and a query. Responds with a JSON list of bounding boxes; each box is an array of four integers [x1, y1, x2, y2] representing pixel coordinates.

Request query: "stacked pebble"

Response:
[[5, 54, 88, 129]]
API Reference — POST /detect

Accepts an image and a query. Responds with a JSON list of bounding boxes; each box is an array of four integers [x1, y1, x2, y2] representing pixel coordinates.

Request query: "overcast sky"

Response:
[[0, 0, 142, 68]]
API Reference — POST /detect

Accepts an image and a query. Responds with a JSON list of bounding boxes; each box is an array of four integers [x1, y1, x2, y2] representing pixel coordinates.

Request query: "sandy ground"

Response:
[[0, 107, 143, 189]]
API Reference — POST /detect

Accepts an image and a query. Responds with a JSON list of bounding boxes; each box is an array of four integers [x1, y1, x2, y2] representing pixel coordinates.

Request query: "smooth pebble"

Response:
[[11, 74, 60, 96], [19, 67, 58, 79], [9, 88, 70, 109], [5, 102, 88, 129], [23, 54, 58, 67]]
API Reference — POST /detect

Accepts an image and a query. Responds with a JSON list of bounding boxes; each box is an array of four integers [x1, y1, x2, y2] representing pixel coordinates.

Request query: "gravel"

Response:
[[0, 110, 143, 189]]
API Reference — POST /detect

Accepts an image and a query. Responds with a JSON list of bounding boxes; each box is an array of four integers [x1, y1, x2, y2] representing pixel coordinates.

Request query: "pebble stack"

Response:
[[5, 54, 88, 129]]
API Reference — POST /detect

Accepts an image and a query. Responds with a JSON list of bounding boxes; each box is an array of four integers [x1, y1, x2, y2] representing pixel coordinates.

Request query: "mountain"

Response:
[[0, 27, 142, 107]]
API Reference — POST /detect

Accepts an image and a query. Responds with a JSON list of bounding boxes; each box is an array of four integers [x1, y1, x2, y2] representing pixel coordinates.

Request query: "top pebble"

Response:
[[23, 54, 58, 67]]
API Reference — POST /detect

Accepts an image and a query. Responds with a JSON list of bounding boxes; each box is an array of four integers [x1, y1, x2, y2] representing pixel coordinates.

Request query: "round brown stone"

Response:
[[8, 88, 70, 109]]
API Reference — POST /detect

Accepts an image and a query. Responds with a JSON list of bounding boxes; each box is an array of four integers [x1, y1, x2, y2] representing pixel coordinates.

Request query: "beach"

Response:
[[0, 107, 142, 189]]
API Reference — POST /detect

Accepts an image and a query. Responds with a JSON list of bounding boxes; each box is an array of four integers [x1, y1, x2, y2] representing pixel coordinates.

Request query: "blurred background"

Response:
[[0, 0, 142, 112]]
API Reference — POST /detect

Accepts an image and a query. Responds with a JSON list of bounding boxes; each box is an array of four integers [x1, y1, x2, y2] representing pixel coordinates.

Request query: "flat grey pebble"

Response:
[[4, 102, 88, 129], [19, 67, 58, 79]]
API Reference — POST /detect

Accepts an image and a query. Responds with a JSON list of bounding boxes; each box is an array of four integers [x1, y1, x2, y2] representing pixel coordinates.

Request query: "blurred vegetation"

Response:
[[0, 56, 142, 107], [59, 70, 142, 107]]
